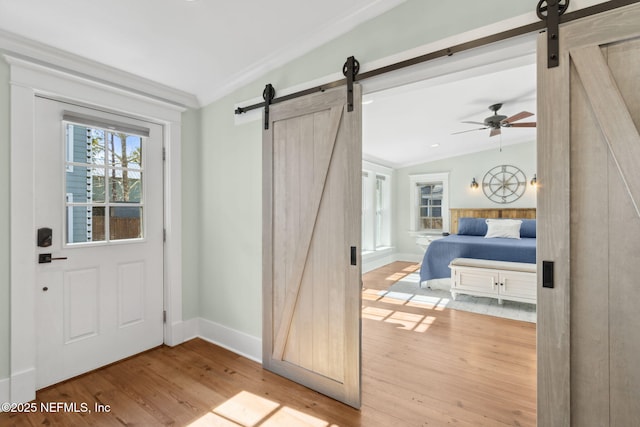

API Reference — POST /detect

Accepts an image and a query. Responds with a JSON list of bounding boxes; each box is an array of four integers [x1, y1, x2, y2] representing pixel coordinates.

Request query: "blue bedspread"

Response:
[[419, 235, 536, 282]]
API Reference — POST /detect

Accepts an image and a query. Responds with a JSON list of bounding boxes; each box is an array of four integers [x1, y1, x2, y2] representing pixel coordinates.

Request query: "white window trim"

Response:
[[65, 125, 74, 172], [7, 54, 185, 404], [362, 161, 393, 253], [409, 172, 450, 234]]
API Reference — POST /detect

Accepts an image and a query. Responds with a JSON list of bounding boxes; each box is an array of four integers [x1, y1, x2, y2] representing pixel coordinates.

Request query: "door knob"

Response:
[[38, 253, 68, 264]]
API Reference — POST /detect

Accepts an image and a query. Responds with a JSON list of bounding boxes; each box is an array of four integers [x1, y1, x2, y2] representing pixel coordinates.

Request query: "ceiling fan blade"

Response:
[[460, 121, 485, 125], [451, 127, 487, 135], [508, 122, 537, 128], [490, 128, 501, 137], [501, 111, 534, 124]]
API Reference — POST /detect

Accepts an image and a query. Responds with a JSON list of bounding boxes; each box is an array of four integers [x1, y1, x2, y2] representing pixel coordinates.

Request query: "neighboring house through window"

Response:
[[65, 121, 145, 244]]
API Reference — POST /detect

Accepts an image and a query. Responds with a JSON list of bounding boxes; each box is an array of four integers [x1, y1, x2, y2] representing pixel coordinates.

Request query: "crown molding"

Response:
[[197, 0, 406, 106], [0, 29, 199, 109]]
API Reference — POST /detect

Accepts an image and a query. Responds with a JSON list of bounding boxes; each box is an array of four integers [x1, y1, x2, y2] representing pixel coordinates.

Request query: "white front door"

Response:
[[34, 97, 164, 389]]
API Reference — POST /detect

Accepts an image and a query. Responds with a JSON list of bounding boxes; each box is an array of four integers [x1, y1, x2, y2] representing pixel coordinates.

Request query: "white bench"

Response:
[[448, 258, 537, 305]]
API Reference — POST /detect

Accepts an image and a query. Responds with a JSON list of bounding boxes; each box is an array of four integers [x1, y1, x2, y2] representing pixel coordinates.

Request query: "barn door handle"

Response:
[[350, 246, 357, 266], [543, 261, 554, 288]]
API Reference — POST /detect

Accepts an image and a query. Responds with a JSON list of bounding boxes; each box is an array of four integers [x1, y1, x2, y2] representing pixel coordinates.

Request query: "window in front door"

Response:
[[64, 122, 145, 244]]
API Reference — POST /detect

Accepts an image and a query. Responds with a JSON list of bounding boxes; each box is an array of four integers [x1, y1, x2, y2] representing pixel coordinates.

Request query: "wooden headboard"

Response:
[[449, 208, 536, 234]]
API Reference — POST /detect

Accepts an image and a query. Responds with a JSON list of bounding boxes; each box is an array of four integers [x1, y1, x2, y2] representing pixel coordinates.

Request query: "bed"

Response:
[[419, 217, 536, 285]]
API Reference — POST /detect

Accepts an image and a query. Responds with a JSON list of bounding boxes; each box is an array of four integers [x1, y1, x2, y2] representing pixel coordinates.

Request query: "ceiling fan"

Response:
[[452, 103, 536, 137]]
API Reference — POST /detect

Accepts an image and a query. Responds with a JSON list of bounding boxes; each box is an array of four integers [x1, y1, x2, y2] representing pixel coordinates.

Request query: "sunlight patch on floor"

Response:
[[402, 264, 421, 273], [385, 272, 408, 281], [362, 288, 383, 301], [379, 292, 410, 305], [362, 304, 436, 333], [399, 273, 421, 283], [376, 289, 450, 311], [262, 406, 334, 427], [362, 306, 393, 321], [385, 311, 425, 330], [213, 391, 280, 426], [187, 411, 242, 426], [188, 390, 337, 427]]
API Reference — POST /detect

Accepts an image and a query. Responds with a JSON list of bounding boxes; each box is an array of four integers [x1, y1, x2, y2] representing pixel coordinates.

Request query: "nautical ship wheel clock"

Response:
[[482, 165, 527, 204]]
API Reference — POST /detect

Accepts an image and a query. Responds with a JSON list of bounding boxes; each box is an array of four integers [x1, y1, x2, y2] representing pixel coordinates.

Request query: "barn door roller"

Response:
[[537, 0, 570, 68], [262, 83, 276, 130], [342, 56, 360, 112]]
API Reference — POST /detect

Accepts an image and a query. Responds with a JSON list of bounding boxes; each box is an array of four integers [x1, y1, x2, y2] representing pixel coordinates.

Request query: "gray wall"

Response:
[[180, 107, 202, 320], [394, 141, 536, 257]]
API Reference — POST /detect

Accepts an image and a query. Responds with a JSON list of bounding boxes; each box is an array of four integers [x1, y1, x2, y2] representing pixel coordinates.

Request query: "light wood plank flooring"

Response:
[[1, 261, 536, 426]]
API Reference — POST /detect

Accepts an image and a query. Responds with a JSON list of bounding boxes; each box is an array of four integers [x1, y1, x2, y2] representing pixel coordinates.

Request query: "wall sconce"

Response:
[[470, 177, 479, 189], [530, 174, 537, 187]]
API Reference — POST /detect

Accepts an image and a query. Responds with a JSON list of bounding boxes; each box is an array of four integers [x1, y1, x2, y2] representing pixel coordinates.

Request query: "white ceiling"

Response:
[[0, 0, 536, 167], [0, 0, 404, 106], [362, 61, 537, 168]]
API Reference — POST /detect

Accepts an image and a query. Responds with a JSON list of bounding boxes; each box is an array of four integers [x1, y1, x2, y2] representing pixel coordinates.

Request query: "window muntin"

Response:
[[409, 172, 449, 233], [418, 183, 443, 231], [65, 123, 145, 244]]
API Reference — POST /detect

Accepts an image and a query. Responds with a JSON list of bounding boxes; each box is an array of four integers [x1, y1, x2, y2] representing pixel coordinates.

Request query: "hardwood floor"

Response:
[[1, 261, 536, 426]]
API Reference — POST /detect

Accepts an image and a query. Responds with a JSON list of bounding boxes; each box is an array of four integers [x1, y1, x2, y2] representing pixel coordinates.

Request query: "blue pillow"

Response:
[[457, 217, 488, 236], [520, 219, 536, 238]]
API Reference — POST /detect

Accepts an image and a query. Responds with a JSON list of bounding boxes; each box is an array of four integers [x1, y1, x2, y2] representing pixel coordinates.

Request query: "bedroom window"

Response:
[[418, 183, 443, 230], [409, 172, 450, 233], [362, 162, 392, 253]]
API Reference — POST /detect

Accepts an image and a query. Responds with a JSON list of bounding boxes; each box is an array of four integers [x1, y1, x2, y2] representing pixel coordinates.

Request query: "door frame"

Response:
[[6, 55, 185, 403]]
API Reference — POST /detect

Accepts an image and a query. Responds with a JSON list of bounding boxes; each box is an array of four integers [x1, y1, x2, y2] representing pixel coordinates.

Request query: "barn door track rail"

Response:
[[235, 0, 639, 117]]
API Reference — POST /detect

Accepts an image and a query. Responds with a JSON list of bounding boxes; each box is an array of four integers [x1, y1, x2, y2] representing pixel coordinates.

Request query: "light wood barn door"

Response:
[[538, 4, 640, 426], [263, 85, 362, 407]]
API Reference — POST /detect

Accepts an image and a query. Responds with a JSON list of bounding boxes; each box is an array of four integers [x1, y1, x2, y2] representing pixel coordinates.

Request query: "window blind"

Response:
[[63, 111, 150, 137]]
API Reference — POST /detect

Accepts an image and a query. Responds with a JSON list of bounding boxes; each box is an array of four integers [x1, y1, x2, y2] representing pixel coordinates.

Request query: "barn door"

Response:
[[262, 85, 362, 407], [538, 4, 640, 425]]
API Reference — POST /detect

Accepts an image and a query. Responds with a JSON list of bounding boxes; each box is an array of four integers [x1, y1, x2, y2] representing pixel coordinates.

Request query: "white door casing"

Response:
[[34, 97, 164, 389], [8, 56, 184, 403], [262, 85, 362, 408], [537, 3, 640, 425]]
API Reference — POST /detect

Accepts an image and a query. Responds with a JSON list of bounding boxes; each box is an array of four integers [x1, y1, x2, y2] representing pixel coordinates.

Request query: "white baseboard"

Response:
[[0, 376, 9, 408], [363, 250, 424, 273], [362, 253, 396, 273], [394, 252, 424, 263], [9, 368, 36, 404], [196, 318, 262, 364], [181, 318, 199, 342]]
